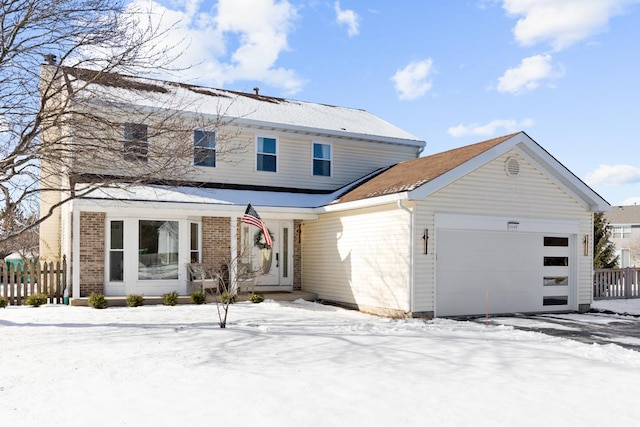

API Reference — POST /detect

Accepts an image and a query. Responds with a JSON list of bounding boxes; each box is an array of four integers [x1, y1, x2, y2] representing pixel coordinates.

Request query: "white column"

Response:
[[72, 209, 81, 299], [230, 216, 238, 292]]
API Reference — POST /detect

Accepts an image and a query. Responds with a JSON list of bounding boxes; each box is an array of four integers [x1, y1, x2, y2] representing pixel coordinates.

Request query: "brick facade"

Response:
[[79, 212, 105, 296], [202, 217, 231, 275], [74, 215, 299, 296]]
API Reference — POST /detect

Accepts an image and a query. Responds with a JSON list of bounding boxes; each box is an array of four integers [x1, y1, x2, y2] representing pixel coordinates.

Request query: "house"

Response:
[[39, 66, 609, 317], [605, 205, 640, 267]]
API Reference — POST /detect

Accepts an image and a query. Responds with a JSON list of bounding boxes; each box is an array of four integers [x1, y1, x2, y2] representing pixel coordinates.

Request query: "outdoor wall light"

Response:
[[295, 224, 302, 244], [422, 229, 429, 254], [583, 235, 589, 256]]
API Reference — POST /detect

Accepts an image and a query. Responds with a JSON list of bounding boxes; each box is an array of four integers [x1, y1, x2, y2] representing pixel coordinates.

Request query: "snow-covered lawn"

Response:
[[2, 299, 640, 426]]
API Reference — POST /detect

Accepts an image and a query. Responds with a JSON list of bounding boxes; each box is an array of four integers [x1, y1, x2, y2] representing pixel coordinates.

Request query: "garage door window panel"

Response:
[[544, 237, 569, 247], [543, 296, 568, 306], [544, 276, 568, 286], [544, 256, 568, 267]]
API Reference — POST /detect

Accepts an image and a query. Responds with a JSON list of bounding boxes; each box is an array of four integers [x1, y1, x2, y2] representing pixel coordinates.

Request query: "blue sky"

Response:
[[132, 0, 640, 206]]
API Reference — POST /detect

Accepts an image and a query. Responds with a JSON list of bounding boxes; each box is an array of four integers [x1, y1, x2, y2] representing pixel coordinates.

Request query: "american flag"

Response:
[[241, 203, 273, 248]]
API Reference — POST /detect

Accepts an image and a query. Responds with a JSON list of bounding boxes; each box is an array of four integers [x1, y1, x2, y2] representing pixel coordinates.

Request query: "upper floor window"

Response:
[[610, 225, 631, 239], [313, 142, 332, 177], [123, 123, 148, 162], [194, 130, 216, 167], [257, 136, 277, 172]]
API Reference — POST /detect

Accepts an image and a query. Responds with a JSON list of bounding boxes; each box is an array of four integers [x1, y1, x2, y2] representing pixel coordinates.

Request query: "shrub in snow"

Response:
[[25, 293, 48, 307], [88, 293, 108, 309], [191, 291, 206, 305], [0, 296, 8, 308], [126, 294, 144, 307], [220, 291, 236, 304], [248, 293, 264, 303], [162, 291, 179, 306]]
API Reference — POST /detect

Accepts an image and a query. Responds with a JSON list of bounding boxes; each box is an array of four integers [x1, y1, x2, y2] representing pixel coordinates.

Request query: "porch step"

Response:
[[69, 291, 317, 307]]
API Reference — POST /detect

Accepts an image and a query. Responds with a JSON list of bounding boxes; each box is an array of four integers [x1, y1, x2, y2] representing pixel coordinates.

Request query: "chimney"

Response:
[[253, 87, 260, 95], [44, 54, 57, 65]]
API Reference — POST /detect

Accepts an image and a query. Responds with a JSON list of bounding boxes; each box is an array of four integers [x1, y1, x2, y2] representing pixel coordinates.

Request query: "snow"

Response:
[[593, 298, 640, 315], [77, 183, 337, 210], [2, 299, 640, 426], [65, 68, 424, 144]]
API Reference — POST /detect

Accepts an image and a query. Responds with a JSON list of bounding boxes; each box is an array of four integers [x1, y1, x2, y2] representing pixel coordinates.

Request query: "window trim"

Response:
[[189, 221, 201, 263], [256, 135, 278, 173], [107, 220, 124, 282], [609, 225, 632, 239], [123, 122, 149, 162], [193, 129, 216, 168], [312, 141, 332, 177], [137, 219, 180, 281]]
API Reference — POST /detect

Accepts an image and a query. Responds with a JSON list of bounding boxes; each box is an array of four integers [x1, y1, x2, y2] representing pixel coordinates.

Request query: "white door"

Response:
[[436, 230, 573, 317], [240, 220, 293, 289]]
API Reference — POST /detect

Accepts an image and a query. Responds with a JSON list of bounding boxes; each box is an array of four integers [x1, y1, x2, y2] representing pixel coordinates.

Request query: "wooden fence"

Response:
[[593, 267, 640, 299], [0, 257, 67, 305]]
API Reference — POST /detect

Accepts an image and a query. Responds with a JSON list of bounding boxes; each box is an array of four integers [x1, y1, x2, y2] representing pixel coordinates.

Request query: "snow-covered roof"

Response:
[[76, 184, 337, 211], [59, 67, 424, 146]]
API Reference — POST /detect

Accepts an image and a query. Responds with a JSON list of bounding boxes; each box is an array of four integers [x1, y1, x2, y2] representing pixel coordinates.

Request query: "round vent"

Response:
[[505, 157, 520, 177]]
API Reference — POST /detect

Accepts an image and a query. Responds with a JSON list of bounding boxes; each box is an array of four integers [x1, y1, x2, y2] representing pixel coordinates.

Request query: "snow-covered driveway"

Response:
[[483, 311, 640, 351]]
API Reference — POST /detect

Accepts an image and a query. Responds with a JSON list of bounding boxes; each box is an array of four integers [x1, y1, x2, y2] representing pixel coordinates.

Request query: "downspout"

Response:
[[397, 199, 414, 315]]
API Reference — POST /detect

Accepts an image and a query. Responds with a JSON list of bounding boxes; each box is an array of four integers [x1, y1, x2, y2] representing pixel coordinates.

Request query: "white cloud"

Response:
[[334, 2, 360, 37], [585, 164, 640, 186], [502, 0, 635, 51], [496, 54, 563, 94], [127, 0, 303, 94], [447, 118, 534, 137], [622, 196, 640, 206], [391, 59, 434, 100]]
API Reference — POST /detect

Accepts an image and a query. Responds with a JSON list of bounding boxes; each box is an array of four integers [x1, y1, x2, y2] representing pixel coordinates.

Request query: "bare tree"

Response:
[[0, 0, 248, 253], [213, 248, 267, 329], [0, 203, 38, 260]]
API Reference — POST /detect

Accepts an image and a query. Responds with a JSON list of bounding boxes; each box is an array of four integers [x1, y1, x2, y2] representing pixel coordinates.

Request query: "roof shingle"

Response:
[[337, 133, 517, 203]]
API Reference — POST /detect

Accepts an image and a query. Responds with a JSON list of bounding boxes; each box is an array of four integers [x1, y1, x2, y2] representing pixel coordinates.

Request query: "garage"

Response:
[[435, 221, 575, 317]]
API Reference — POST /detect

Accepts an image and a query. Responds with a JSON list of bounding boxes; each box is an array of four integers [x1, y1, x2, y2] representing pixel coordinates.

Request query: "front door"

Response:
[[241, 220, 293, 289]]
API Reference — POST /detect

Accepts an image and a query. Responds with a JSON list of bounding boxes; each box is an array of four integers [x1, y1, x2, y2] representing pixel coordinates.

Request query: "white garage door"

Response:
[[436, 230, 573, 317]]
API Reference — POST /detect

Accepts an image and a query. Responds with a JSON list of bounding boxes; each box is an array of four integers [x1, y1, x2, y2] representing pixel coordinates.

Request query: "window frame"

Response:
[[137, 219, 180, 281], [189, 222, 201, 263], [123, 122, 149, 162], [312, 141, 332, 177], [193, 130, 216, 167], [256, 135, 278, 173], [610, 225, 631, 239], [108, 220, 124, 282]]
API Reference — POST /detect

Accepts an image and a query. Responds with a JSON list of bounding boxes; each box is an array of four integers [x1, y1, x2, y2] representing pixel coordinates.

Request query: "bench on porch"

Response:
[[186, 263, 222, 295]]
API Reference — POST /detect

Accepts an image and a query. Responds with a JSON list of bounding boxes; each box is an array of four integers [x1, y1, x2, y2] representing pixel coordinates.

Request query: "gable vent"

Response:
[[505, 157, 520, 177]]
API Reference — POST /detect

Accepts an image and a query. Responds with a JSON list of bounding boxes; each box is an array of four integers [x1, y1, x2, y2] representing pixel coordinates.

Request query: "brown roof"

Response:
[[337, 133, 518, 203], [606, 205, 640, 225]]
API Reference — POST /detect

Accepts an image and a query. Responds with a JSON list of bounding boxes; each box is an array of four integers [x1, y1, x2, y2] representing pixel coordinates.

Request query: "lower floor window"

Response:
[[138, 220, 179, 280]]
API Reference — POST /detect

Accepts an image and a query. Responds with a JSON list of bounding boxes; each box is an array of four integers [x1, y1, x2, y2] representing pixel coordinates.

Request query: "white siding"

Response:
[[413, 150, 593, 313], [185, 130, 416, 191], [302, 204, 411, 314], [70, 118, 419, 192]]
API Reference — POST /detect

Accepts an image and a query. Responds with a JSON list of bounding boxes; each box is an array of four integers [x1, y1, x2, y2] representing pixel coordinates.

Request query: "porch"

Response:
[[69, 290, 318, 307]]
